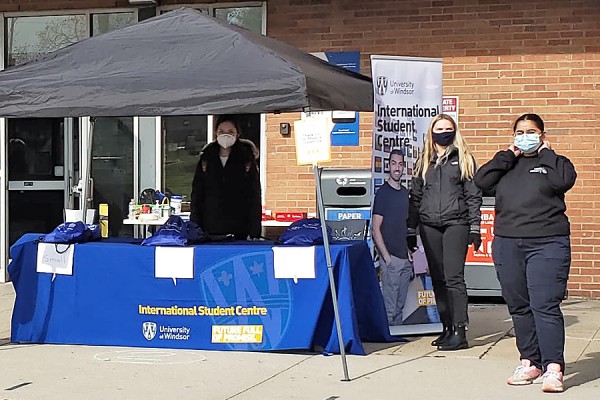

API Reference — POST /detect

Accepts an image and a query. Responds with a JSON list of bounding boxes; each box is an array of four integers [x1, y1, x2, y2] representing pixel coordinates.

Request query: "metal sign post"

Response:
[[293, 114, 349, 380], [314, 164, 350, 382]]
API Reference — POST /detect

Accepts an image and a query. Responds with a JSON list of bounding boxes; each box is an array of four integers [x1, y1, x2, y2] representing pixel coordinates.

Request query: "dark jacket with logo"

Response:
[[474, 148, 576, 238], [409, 149, 482, 230], [190, 139, 261, 239]]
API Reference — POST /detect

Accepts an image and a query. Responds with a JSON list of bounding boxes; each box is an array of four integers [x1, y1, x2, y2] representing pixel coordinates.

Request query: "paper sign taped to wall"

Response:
[[272, 246, 316, 283], [37, 243, 74, 276], [155, 247, 194, 285], [294, 113, 333, 165]]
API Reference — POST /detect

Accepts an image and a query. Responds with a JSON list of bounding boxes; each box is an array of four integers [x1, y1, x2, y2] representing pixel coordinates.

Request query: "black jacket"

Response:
[[474, 148, 576, 238], [409, 149, 482, 230], [190, 139, 262, 239]]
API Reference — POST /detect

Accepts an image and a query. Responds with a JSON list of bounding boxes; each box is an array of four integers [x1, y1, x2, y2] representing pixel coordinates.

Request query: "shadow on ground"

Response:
[[566, 352, 600, 390]]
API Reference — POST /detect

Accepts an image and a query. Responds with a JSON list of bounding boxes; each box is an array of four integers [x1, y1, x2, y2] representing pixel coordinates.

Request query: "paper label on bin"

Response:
[[155, 247, 194, 285], [37, 243, 74, 276], [272, 246, 315, 283]]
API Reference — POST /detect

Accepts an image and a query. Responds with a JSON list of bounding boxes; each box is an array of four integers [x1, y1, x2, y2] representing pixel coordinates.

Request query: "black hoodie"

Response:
[[474, 148, 576, 238]]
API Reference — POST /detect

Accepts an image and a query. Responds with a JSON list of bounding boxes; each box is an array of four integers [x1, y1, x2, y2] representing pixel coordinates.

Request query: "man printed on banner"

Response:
[[372, 148, 417, 326]]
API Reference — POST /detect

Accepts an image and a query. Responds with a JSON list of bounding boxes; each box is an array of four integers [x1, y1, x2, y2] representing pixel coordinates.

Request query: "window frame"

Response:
[[1, 7, 139, 69]]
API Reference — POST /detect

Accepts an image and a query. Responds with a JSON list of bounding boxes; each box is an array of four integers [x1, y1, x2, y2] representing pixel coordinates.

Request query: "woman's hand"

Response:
[[508, 144, 522, 157]]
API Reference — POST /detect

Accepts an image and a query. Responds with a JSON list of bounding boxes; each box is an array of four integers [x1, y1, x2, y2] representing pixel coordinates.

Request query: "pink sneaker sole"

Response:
[[542, 381, 564, 392]]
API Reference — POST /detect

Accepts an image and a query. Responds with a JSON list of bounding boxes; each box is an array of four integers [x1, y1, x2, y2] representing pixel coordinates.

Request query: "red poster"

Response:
[[442, 96, 458, 113], [465, 207, 495, 266]]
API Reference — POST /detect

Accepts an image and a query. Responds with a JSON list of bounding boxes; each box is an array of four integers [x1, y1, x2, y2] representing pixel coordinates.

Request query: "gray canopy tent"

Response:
[[0, 8, 373, 117], [0, 6, 373, 232], [0, 7, 375, 380]]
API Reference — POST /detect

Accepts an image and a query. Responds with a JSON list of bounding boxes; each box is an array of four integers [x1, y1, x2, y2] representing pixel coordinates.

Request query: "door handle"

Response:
[[87, 177, 94, 204]]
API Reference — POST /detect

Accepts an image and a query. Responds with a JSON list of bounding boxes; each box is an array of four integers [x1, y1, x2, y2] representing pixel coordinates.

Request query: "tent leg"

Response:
[[81, 117, 95, 222], [314, 164, 350, 382]]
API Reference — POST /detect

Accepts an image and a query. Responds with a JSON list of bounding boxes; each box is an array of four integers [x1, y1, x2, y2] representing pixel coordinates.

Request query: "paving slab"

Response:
[[2, 283, 600, 400]]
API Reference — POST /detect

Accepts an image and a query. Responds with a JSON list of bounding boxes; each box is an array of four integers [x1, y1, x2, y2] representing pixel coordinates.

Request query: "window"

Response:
[[214, 6, 263, 33], [160, 3, 266, 203], [5, 14, 87, 67], [92, 12, 135, 36], [163, 116, 208, 201]]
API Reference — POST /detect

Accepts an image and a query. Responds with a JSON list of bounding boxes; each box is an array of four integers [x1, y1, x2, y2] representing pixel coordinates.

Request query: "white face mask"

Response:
[[217, 134, 236, 149]]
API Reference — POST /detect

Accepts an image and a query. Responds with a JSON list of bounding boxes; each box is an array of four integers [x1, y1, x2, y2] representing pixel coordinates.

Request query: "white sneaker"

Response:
[[507, 359, 542, 386], [542, 363, 564, 393]]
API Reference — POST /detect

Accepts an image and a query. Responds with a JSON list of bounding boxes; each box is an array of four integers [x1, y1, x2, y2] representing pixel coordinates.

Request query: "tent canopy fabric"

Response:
[[0, 8, 373, 118]]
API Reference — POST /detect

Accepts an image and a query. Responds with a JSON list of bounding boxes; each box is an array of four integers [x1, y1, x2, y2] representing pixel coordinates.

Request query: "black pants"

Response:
[[493, 236, 571, 371], [420, 224, 470, 325]]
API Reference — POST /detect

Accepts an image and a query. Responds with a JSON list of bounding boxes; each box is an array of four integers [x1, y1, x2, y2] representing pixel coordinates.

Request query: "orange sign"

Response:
[[465, 207, 495, 266]]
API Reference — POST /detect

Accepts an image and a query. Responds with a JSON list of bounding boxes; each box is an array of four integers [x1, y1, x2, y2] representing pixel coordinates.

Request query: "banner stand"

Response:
[[370, 55, 444, 336], [314, 164, 350, 382], [389, 323, 442, 336]]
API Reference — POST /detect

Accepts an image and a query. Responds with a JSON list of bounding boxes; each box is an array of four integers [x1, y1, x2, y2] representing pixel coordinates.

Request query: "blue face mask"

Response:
[[514, 133, 541, 154]]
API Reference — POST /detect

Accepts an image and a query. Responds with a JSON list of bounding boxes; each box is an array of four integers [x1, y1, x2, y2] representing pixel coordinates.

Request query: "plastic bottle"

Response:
[[153, 200, 161, 216], [128, 199, 136, 220]]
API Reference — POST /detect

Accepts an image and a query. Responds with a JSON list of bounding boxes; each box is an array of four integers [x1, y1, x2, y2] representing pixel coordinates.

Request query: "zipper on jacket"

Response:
[[438, 163, 443, 226]]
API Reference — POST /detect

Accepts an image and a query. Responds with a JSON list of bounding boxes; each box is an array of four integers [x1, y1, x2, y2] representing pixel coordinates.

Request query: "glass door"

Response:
[[90, 117, 134, 238], [6, 118, 73, 246], [0, 117, 76, 282]]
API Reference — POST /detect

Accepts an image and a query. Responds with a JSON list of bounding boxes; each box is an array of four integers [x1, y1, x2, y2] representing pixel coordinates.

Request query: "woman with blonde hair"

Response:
[[408, 114, 482, 350]]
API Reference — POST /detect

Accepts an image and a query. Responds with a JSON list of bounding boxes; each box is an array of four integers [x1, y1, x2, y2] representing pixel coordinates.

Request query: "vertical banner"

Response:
[[370, 55, 443, 333], [371, 55, 443, 192]]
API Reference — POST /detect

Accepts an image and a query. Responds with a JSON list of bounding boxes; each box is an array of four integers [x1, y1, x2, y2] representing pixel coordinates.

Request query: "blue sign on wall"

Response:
[[313, 51, 361, 146]]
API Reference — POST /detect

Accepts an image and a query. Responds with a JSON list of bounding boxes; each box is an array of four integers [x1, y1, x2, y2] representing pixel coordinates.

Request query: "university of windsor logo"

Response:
[[376, 76, 388, 95], [142, 322, 157, 340]]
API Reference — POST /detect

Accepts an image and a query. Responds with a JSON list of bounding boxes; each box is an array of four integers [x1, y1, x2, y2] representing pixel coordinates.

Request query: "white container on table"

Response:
[[171, 195, 183, 215]]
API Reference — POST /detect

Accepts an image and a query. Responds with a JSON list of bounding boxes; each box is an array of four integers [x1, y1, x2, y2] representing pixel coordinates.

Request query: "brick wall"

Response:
[[2, 0, 599, 297], [265, 0, 600, 298]]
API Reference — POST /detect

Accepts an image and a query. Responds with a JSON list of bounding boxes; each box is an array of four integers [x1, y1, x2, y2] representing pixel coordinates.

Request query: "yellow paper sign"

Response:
[[294, 113, 333, 165], [211, 325, 263, 344]]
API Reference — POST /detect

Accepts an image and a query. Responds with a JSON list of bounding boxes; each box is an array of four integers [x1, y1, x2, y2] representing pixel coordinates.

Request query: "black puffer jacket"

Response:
[[190, 139, 261, 239], [409, 149, 482, 230]]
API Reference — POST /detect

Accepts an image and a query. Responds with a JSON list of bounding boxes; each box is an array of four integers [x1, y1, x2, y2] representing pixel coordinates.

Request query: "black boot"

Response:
[[431, 322, 452, 346], [437, 325, 468, 351]]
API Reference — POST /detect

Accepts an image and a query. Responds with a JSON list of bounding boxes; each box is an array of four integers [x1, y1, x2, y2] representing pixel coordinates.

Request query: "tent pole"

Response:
[[314, 164, 350, 382], [81, 117, 95, 222]]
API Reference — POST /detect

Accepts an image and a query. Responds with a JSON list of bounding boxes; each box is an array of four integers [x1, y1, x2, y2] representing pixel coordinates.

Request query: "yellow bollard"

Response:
[[99, 203, 109, 238]]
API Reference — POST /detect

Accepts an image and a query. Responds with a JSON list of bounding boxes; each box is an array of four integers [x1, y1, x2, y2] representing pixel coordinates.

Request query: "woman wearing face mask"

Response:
[[474, 114, 576, 392], [408, 114, 482, 351], [190, 115, 262, 240]]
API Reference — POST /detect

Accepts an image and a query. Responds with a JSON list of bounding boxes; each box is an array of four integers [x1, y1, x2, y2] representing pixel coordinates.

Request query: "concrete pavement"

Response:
[[1, 282, 599, 400]]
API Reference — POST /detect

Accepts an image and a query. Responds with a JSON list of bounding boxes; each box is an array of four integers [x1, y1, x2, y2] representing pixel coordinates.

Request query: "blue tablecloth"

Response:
[[9, 234, 395, 355]]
